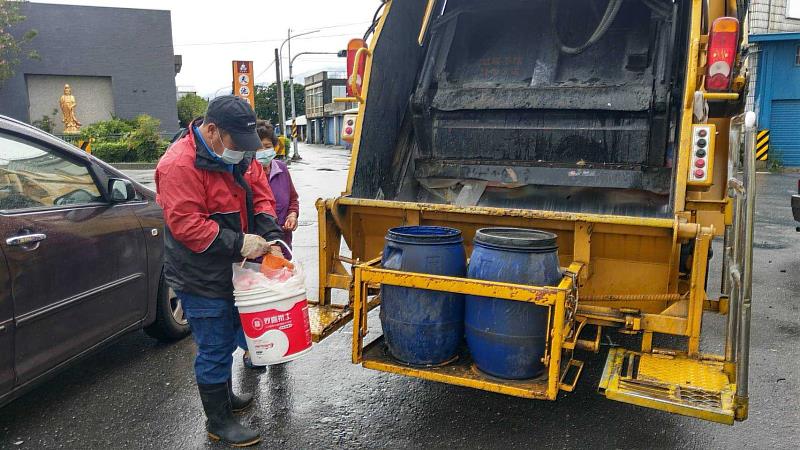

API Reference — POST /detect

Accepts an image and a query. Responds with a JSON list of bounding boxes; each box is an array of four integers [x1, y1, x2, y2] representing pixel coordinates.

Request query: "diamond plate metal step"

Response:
[[598, 348, 737, 424]]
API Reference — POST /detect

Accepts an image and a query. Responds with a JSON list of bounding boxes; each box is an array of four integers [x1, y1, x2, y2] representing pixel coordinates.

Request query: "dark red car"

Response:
[[0, 115, 188, 407]]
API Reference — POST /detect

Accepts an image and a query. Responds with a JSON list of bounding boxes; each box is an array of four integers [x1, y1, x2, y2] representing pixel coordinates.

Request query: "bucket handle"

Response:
[[267, 239, 294, 262]]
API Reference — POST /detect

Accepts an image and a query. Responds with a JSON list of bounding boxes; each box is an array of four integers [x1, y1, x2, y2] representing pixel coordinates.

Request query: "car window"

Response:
[[0, 132, 103, 211]]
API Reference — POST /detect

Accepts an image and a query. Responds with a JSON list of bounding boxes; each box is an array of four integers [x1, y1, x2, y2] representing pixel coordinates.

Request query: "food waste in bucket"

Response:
[[233, 241, 312, 366]]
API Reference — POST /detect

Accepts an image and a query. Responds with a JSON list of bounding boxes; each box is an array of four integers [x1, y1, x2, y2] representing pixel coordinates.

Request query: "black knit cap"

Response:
[[205, 95, 261, 152]]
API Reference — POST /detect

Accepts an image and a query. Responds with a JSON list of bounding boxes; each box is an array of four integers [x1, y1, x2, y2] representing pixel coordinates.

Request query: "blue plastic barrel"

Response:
[[380, 226, 466, 366], [465, 228, 561, 379]]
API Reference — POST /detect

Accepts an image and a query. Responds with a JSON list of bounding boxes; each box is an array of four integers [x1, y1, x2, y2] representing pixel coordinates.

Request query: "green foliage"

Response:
[[127, 114, 165, 162], [31, 109, 57, 133], [92, 141, 135, 163], [81, 115, 168, 162], [0, 0, 39, 85], [79, 117, 135, 141], [177, 93, 208, 127], [254, 81, 305, 130]]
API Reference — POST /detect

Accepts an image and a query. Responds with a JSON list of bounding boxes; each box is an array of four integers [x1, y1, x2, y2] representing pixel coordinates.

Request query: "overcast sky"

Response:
[[31, 0, 381, 97]]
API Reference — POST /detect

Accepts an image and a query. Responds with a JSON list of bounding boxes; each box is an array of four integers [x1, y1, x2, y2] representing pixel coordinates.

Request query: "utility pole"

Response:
[[274, 48, 285, 135], [287, 28, 302, 160]]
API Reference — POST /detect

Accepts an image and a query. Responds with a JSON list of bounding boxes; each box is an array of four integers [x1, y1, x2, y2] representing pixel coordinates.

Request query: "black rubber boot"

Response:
[[228, 379, 254, 413], [198, 383, 260, 447]]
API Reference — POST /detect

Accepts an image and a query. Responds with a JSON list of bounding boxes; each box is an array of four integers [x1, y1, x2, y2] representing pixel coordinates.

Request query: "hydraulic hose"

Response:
[[551, 0, 624, 55]]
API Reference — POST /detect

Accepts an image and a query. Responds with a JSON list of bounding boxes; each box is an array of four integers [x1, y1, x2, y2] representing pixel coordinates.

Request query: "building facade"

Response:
[[304, 71, 356, 145], [0, 3, 180, 133], [748, 0, 800, 165]]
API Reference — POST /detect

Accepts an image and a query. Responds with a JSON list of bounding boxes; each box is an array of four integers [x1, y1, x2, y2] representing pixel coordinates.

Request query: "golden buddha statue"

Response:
[[59, 84, 81, 134]]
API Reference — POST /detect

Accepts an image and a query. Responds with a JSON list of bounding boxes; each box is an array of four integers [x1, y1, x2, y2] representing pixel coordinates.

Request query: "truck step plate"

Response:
[[598, 348, 736, 424], [308, 304, 352, 343]]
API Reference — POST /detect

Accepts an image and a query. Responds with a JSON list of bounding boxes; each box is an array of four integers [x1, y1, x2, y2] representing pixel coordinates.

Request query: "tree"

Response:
[[176, 93, 208, 127], [0, 0, 39, 85], [254, 81, 305, 131]]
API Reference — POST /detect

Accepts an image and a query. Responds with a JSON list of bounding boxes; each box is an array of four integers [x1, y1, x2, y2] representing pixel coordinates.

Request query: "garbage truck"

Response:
[[308, 0, 756, 424]]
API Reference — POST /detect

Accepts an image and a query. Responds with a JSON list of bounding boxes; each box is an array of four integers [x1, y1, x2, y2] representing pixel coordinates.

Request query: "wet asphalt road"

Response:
[[1, 144, 799, 449]]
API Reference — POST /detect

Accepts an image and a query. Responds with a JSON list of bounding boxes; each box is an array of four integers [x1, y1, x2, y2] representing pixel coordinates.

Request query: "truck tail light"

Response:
[[346, 38, 368, 97], [705, 17, 739, 92]]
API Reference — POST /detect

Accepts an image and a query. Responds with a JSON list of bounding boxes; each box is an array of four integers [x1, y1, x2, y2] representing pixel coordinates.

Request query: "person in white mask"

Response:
[[155, 96, 285, 447]]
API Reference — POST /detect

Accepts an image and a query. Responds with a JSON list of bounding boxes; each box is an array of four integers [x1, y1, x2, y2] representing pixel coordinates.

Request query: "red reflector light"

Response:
[[705, 17, 739, 92], [345, 127, 353, 135]]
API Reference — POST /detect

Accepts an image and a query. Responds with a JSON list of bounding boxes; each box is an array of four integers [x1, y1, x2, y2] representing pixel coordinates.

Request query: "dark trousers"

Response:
[[177, 292, 243, 384]]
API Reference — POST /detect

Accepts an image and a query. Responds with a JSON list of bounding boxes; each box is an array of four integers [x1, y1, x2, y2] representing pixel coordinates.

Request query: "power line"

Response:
[[174, 24, 368, 48], [253, 59, 276, 81], [294, 21, 371, 33]]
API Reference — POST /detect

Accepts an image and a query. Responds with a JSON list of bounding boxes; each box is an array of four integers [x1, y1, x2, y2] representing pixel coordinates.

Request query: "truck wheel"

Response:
[[144, 272, 190, 342]]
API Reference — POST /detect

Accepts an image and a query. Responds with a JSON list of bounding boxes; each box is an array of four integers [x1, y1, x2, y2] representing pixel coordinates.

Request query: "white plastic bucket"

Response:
[[234, 241, 312, 366]]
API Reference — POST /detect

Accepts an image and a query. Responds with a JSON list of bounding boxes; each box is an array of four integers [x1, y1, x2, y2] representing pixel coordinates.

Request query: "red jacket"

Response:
[[156, 121, 284, 299]]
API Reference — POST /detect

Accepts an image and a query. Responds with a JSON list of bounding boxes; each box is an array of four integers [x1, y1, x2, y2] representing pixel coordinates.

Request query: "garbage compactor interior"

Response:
[[351, 0, 692, 218]]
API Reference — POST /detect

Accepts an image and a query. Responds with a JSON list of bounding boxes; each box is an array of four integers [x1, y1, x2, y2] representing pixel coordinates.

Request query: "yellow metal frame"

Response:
[[418, 0, 437, 45], [351, 259, 584, 400], [316, 195, 715, 346], [674, 0, 703, 212]]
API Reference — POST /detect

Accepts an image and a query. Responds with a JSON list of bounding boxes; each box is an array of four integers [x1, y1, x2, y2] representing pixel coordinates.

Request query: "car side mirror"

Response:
[[109, 178, 136, 202]]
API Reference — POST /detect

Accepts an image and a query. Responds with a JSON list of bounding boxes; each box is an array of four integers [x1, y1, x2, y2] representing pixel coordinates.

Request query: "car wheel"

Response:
[[144, 271, 190, 341]]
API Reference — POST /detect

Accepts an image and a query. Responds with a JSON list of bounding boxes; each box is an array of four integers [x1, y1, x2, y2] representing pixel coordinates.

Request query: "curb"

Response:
[[112, 163, 157, 170]]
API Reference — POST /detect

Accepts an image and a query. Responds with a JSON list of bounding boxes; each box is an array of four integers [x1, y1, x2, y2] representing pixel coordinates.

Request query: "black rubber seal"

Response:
[[473, 227, 558, 252]]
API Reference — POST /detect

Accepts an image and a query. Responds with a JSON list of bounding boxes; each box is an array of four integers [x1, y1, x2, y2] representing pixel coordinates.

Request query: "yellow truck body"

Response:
[[310, 0, 756, 424]]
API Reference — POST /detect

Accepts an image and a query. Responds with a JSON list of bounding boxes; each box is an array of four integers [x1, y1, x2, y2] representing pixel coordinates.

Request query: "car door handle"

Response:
[[6, 233, 47, 246]]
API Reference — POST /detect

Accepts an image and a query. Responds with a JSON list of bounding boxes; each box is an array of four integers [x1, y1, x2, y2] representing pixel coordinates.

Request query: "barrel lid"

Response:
[[474, 228, 557, 251], [387, 226, 462, 244]]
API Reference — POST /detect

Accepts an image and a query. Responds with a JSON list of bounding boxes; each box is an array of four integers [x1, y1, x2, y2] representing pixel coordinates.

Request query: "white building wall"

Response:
[[746, 1, 800, 115], [749, 0, 800, 34]]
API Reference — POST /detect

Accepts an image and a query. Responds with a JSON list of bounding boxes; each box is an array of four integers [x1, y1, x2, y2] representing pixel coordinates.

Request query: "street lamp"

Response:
[[212, 85, 231, 98], [278, 29, 319, 140], [288, 51, 343, 160]]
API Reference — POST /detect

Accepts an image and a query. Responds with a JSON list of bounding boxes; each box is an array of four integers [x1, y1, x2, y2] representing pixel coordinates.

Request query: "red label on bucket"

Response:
[[240, 300, 311, 358]]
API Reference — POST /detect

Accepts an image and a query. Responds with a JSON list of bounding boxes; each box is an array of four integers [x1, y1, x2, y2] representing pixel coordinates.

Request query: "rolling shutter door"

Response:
[[770, 100, 800, 166]]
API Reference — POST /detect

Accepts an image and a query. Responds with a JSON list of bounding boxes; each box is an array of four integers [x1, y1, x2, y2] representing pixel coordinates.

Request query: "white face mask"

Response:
[[255, 148, 276, 165], [215, 130, 244, 164]]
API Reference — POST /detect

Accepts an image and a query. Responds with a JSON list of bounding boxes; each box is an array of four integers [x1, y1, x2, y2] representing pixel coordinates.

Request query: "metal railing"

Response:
[[722, 111, 756, 419]]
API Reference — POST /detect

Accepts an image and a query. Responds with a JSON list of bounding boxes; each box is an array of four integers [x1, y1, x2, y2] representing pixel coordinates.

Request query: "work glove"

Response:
[[268, 245, 284, 257], [240, 234, 270, 259]]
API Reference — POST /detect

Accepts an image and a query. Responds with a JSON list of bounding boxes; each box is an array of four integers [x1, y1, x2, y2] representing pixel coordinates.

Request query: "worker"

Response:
[[155, 96, 285, 447], [256, 120, 299, 249], [274, 130, 287, 160], [238, 121, 300, 370]]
